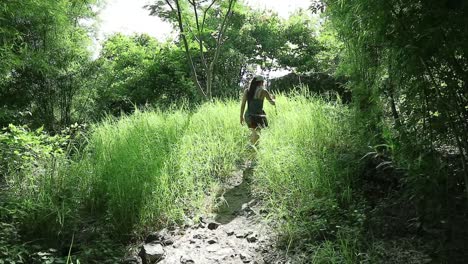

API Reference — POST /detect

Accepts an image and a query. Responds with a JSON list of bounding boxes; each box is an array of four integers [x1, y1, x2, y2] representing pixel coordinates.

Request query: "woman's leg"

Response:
[[250, 128, 261, 145]]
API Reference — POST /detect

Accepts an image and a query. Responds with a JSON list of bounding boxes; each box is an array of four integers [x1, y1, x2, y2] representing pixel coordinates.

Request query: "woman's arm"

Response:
[[263, 89, 276, 106], [240, 89, 247, 125]]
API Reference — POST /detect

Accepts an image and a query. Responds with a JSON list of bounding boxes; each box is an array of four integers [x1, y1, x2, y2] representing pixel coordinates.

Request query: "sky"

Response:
[[94, 0, 311, 76], [96, 0, 311, 42]]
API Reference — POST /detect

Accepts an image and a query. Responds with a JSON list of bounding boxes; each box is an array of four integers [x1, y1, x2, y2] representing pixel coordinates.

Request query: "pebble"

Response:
[[207, 222, 220, 230], [247, 236, 258, 243], [180, 256, 195, 264]]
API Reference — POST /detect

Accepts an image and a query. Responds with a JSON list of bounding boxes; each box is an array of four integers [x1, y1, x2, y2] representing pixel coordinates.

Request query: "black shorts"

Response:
[[247, 113, 268, 129]]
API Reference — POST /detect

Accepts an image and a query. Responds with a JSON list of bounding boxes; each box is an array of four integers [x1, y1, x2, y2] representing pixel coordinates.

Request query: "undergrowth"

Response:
[[252, 93, 369, 262], [0, 100, 247, 262], [1, 94, 396, 263]]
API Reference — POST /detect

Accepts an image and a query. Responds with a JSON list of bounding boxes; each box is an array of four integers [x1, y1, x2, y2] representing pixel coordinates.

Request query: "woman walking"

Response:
[[240, 75, 276, 146]]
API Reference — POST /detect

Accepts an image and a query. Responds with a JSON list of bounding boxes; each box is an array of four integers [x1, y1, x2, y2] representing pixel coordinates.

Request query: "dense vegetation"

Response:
[[1, 0, 467, 263]]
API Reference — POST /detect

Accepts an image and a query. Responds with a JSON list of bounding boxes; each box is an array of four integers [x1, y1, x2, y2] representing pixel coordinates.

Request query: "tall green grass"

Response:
[[76, 100, 247, 235], [253, 93, 365, 260], [2, 94, 365, 262], [77, 109, 190, 234], [1, 100, 248, 260]]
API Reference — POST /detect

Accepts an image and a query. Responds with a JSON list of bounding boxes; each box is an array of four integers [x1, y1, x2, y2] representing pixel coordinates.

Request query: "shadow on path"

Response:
[[214, 166, 254, 224]]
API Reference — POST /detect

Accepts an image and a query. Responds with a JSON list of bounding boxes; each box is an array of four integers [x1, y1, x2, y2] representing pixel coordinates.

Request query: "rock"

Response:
[[207, 238, 217, 244], [193, 234, 206, 240], [247, 200, 257, 207], [139, 244, 165, 264], [226, 230, 235, 236], [145, 229, 168, 244], [235, 233, 245, 238], [246, 235, 258, 243], [123, 256, 142, 264], [240, 253, 252, 263], [207, 222, 220, 230], [162, 239, 174, 246], [180, 256, 195, 264], [236, 231, 253, 238]]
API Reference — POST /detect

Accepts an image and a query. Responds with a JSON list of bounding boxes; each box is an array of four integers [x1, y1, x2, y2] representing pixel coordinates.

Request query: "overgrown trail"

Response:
[[137, 161, 290, 264]]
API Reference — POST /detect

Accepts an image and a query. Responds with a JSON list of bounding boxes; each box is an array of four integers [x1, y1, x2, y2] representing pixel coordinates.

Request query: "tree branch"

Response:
[[207, 0, 236, 98], [174, 0, 207, 98], [189, 0, 208, 70], [164, 0, 175, 11], [201, 0, 217, 33]]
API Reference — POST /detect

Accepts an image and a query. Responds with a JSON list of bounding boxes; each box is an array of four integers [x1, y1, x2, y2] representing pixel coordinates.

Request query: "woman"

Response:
[[240, 75, 276, 145]]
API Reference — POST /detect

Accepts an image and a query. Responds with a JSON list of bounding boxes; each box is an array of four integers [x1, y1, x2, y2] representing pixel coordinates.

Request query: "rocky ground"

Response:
[[125, 162, 299, 264]]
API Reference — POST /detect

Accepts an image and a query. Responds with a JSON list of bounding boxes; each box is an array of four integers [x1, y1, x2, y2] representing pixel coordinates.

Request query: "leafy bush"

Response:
[[0, 124, 66, 183]]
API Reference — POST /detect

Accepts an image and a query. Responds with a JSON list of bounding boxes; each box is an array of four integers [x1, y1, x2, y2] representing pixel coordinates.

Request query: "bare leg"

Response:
[[250, 128, 261, 146]]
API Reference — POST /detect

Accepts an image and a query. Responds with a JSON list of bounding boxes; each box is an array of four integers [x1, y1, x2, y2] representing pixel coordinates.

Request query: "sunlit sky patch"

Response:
[[93, 0, 311, 77], [97, 0, 311, 42]]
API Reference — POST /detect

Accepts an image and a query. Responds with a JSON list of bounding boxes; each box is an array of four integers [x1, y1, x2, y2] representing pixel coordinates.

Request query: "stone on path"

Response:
[[193, 234, 207, 240], [246, 235, 258, 243], [162, 239, 174, 246], [207, 222, 220, 230], [207, 238, 217, 244], [123, 256, 142, 264], [236, 230, 253, 239], [145, 229, 168, 243], [180, 256, 195, 264], [240, 252, 252, 263], [139, 243, 165, 264], [128, 163, 291, 264]]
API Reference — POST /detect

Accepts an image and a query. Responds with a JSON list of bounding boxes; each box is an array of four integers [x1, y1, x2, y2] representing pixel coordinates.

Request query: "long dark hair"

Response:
[[247, 79, 262, 101]]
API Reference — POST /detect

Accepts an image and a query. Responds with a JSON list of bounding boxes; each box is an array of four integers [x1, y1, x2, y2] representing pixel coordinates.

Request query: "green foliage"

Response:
[[252, 93, 366, 254], [0, 125, 66, 181], [79, 109, 191, 234], [77, 100, 246, 234], [321, 0, 468, 261], [269, 73, 350, 102], [324, 0, 468, 217], [278, 10, 323, 73], [0, 100, 247, 260], [0, 0, 101, 129], [148, 2, 328, 97], [90, 34, 197, 115], [176, 101, 247, 184], [148, 0, 239, 100]]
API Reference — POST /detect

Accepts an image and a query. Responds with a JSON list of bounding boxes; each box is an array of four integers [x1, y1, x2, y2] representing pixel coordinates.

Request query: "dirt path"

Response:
[[133, 162, 290, 264]]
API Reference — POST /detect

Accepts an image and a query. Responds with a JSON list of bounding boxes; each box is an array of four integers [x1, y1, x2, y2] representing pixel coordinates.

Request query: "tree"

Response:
[[148, 0, 238, 100], [278, 10, 323, 74], [0, 0, 101, 130], [324, 0, 468, 218], [89, 34, 197, 116]]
